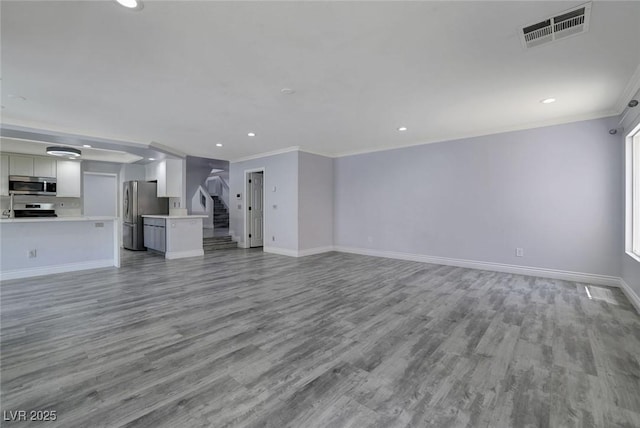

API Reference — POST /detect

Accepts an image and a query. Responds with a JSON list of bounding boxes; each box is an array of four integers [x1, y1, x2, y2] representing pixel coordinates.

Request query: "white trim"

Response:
[[298, 149, 334, 158], [0, 259, 116, 281], [231, 146, 300, 163], [619, 279, 640, 315], [333, 246, 621, 287], [263, 245, 334, 257], [263, 246, 300, 257], [225, 112, 622, 161], [244, 167, 265, 250], [164, 249, 204, 260], [614, 62, 640, 114], [626, 251, 640, 264], [333, 111, 618, 158], [298, 246, 335, 257]]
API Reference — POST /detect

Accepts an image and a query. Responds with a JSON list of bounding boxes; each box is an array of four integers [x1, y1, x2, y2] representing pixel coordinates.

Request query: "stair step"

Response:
[[203, 243, 238, 251], [203, 236, 233, 242]]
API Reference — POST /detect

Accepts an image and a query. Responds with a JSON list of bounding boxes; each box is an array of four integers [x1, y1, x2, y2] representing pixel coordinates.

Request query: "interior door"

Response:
[[84, 173, 117, 216], [249, 172, 264, 247]]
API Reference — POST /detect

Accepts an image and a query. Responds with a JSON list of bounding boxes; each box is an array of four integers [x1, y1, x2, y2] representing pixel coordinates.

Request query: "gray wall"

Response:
[[298, 152, 334, 251], [229, 151, 299, 250], [334, 117, 623, 276]]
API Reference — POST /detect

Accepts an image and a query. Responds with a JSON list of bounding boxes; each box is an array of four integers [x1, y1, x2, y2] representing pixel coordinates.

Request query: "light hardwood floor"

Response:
[[1, 249, 639, 427]]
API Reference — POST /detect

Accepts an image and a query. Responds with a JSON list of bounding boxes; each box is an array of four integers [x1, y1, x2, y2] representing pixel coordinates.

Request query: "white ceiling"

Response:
[[0, 137, 143, 163], [1, 1, 639, 161]]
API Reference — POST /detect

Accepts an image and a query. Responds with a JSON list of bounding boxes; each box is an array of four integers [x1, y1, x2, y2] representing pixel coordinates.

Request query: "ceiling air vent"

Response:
[[520, 3, 592, 49]]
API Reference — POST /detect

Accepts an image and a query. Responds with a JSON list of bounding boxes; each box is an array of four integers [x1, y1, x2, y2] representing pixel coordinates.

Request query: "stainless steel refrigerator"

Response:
[[123, 181, 169, 250]]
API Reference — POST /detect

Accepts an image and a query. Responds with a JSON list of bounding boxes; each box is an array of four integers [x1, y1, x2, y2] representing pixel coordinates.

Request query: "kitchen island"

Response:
[[141, 215, 207, 259], [0, 216, 119, 280]]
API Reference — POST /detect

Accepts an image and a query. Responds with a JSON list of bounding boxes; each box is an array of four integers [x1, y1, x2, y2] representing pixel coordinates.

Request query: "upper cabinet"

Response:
[[145, 159, 183, 198], [1, 153, 81, 197], [34, 158, 57, 177], [9, 154, 35, 176], [56, 160, 81, 198], [0, 155, 8, 196], [8, 154, 56, 177]]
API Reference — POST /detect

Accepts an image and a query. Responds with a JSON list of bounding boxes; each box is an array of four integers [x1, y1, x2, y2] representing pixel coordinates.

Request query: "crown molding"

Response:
[[332, 110, 618, 158], [614, 62, 640, 114], [230, 146, 301, 163]]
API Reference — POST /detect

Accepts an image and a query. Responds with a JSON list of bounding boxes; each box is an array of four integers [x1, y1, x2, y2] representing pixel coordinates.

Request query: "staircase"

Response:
[[203, 235, 237, 251], [213, 195, 229, 229]]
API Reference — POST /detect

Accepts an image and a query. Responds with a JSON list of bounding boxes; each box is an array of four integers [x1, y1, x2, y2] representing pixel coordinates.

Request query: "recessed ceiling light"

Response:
[[216, 143, 223, 147], [248, 132, 256, 137], [148, 158, 155, 161], [281, 88, 296, 95], [115, 0, 143, 10], [82, 144, 92, 148], [541, 98, 556, 104], [397, 127, 408, 132], [46, 146, 81, 157]]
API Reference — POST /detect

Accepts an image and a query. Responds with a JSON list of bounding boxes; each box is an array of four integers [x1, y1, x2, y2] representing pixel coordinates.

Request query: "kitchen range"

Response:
[[12, 202, 57, 218]]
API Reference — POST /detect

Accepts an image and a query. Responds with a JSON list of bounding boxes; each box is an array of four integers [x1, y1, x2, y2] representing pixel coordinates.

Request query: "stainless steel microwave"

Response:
[[9, 175, 57, 196]]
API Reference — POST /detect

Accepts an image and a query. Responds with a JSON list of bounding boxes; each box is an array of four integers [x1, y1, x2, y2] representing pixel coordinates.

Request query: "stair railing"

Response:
[[190, 185, 214, 229], [205, 175, 230, 210]]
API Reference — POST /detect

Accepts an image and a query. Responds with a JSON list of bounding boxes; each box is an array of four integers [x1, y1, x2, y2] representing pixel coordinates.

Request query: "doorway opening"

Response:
[[245, 169, 264, 248]]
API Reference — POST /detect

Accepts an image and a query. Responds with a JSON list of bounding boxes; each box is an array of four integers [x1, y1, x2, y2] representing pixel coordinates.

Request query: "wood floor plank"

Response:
[[1, 249, 639, 427]]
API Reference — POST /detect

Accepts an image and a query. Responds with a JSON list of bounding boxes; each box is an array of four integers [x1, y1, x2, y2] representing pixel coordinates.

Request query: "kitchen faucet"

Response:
[[2, 191, 15, 218]]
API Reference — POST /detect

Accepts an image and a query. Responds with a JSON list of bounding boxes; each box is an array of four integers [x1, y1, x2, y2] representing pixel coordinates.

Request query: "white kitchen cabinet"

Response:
[[0, 155, 9, 196], [9, 155, 35, 176], [160, 159, 182, 198], [146, 159, 182, 198], [33, 157, 56, 177], [56, 160, 81, 197]]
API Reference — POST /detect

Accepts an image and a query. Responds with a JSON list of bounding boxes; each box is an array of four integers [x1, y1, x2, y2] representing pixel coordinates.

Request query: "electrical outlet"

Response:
[[272, 236, 276, 241], [28, 249, 37, 258], [516, 248, 524, 257]]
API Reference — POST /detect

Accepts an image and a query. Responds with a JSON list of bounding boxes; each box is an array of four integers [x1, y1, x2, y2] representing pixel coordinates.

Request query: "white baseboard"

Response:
[[619, 279, 640, 314], [165, 249, 204, 260], [298, 246, 335, 257], [333, 246, 621, 287], [263, 246, 334, 257], [0, 259, 116, 281], [263, 246, 300, 257]]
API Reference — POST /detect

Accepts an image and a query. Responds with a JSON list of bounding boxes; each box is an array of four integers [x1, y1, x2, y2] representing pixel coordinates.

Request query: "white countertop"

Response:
[[0, 216, 117, 223], [142, 215, 208, 219]]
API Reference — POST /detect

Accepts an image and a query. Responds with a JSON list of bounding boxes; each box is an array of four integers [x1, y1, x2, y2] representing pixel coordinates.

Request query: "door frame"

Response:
[[244, 167, 265, 249]]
